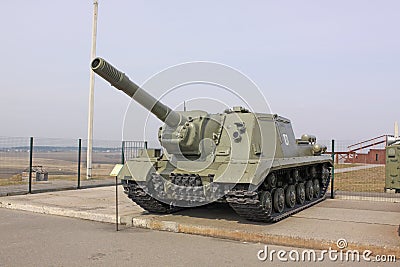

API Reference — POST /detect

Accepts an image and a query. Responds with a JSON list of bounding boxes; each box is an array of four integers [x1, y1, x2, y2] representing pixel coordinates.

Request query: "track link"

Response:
[[124, 182, 181, 213], [226, 170, 330, 223]]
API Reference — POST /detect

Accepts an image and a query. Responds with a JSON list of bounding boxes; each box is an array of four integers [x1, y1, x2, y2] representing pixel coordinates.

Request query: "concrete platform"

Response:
[[0, 186, 399, 258], [0, 178, 116, 197]]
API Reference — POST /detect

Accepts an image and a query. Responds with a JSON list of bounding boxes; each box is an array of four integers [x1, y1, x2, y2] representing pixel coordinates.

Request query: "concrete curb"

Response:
[[0, 201, 117, 224], [125, 216, 400, 258]]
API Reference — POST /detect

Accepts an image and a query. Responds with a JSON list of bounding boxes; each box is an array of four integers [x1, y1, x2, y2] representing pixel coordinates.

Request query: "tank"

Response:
[[91, 57, 333, 222], [385, 136, 400, 193]]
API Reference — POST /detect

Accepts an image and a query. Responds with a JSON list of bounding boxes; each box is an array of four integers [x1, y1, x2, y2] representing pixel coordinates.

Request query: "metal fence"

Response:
[[327, 138, 399, 202], [122, 141, 148, 162], [0, 137, 146, 196], [1, 136, 399, 202]]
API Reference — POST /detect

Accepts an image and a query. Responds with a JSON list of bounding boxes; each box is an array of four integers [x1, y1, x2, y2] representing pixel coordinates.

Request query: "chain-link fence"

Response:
[[0, 137, 30, 195], [80, 139, 123, 188], [0, 137, 146, 196]]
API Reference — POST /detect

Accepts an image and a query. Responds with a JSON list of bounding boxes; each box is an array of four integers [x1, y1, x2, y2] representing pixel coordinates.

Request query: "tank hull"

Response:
[[120, 154, 332, 222]]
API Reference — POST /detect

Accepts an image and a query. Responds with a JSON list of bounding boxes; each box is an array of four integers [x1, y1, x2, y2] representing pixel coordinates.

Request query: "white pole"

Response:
[[87, 0, 99, 179]]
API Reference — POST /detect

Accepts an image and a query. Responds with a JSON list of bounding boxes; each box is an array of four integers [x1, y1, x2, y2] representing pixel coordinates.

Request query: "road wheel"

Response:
[[296, 183, 305, 204], [285, 185, 296, 208], [260, 191, 273, 215], [313, 179, 321, 198], [273, 188, 285, 213], [305, 180, 314, 201]]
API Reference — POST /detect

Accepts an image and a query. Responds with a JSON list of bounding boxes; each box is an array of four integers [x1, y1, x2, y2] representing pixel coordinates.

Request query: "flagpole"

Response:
[[87, 0, 99, 179]]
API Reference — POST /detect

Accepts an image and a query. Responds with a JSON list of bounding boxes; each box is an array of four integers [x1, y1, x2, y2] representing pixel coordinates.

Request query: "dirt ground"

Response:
[[0, 151, 119, 185]]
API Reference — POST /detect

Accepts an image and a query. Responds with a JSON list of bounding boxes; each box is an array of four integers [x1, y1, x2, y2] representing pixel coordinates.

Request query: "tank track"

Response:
[[226, 167, 330, 223], [123, 165, 331, 222], [168, 173, 206, 203], [123, 182, 181, 213]]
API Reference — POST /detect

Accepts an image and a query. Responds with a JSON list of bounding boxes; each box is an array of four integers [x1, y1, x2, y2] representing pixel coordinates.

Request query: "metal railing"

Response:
[[122, 140, 148, 163], [0, 137, 146, 196]]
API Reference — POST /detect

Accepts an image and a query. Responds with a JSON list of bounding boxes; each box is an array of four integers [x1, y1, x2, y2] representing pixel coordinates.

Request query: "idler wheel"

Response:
[[296, 183, 305, 204], [313, 179, 321, 198], [260, 191, 273, 215], [305, 180, 314, 201], [285, 185, 296, 208], [273, 188, 285, 213]]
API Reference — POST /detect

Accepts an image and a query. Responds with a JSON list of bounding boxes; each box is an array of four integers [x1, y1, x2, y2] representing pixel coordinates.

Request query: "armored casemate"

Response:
[[92, 57, 333, 222]]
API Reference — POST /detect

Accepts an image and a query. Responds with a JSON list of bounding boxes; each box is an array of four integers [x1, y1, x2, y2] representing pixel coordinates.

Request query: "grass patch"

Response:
[[0, 174, 26, 186], [334, 166, 385, 192]]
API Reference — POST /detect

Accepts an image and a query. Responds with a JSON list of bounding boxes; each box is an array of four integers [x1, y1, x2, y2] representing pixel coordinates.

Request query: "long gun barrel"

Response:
[[91, 57, 183, 127]]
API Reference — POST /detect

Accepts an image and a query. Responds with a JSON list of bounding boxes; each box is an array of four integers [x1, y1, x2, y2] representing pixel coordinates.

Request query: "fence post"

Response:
[[28, 137, 33, 194], [330, 139, 335, 199], [115, 174, 119, 231], [121, 141, 125, 164], [77, 139, 82, 189]]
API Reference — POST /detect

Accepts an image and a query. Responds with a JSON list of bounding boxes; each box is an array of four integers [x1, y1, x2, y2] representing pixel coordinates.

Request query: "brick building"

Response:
[[346, 149, 386, 164]]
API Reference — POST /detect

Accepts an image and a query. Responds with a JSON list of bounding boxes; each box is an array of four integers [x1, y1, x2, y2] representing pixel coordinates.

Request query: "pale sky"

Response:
[[0, 0, 398, 143]]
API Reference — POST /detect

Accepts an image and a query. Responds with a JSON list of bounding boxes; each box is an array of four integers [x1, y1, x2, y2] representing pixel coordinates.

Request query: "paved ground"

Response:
[[0, 178, 115, 196], [0, 209, 396, 267], [0, 186, 399, 258], [0, 186, 134, 223]]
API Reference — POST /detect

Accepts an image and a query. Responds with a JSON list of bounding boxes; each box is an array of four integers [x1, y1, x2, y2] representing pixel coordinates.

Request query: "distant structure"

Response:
[[327, 135, 388, 164], [344, 135, 388, 164], [339, 122, 399, 165], [22, 166, 48, 181]]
